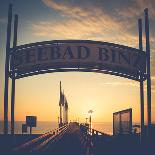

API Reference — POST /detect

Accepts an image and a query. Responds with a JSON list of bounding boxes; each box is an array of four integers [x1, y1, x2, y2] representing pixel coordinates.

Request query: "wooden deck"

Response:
[[13, 123, 86, 155], [0, 122, 155, 155]]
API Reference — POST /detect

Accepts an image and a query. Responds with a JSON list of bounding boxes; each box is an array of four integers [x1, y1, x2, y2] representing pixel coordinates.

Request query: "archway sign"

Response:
[[10, 40, 146, 80], [4, 4, 152, 144]]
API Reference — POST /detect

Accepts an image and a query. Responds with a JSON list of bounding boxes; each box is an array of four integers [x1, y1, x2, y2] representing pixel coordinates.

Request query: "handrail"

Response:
[[79, 124, 111, 155], [90, 128, 111, 136], [80, 123, 110, 136], [32, 125, 68, 151], [14, 124, 68, 151]]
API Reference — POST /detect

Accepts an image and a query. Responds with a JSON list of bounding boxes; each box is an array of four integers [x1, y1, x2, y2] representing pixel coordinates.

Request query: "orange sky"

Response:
[[0, 72, 154, 123], [0, 0, 155, 124]]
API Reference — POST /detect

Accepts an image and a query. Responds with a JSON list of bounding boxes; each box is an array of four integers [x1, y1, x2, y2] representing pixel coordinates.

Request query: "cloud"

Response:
[[31, 0, 155, 66], [103, 76, 155, 93], [31, 0, 155, 78], [31, 0, 139, 47], [31, 0, 155, 73], [32, 19, 138, 46], [104, 81, 139, 87], [42, 0, 93, 19], [116, 0, 155, 19]]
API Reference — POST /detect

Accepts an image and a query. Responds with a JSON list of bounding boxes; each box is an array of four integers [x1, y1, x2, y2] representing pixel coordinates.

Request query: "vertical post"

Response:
[[4, 4, 13, 134], [113, 113, 114, 135], [59, 81, 63, 127], [130, 109, 132, 134], [30, 126, 32, 134], [138, 18, 145, 143], [11, 77, 15, 134], [120, 113, 122, 135], [11, 14, 18, 135], [144, 8, 152, 138], [89, 115, 91, 133]]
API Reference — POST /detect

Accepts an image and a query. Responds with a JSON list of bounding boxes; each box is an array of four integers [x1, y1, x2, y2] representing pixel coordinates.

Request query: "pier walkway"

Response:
[[1, 122, 154, 155], [14, 122, 87, 155], [43, 122, 84, 155]]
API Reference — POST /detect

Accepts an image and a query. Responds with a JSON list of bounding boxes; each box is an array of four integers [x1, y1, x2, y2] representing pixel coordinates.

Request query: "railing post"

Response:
[[92, 129, 94, 135]]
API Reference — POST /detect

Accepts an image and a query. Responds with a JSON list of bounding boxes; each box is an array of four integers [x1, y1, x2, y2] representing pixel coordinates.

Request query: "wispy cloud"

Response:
[[31, 0, 155, 77], [104, 81, 139, 87], [116, 0, 155, 19], [30, 0, 140, 47], [101, 81, 155, 93], [38, 0, 155, 47], [102, 76, 155, 92]]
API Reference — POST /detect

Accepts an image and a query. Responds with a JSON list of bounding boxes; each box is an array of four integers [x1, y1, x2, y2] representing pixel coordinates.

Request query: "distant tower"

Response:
[[59, 81, 63, 127], [58, 82, 69, 127]]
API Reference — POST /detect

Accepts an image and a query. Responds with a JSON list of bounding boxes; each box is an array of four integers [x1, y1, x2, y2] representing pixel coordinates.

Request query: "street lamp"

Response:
[[88, 110, 93, 132]]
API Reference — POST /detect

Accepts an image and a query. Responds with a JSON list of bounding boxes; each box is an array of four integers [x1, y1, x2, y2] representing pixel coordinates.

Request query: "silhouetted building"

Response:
[[59, 81, 69, 127], [59, 81, 63, 127]]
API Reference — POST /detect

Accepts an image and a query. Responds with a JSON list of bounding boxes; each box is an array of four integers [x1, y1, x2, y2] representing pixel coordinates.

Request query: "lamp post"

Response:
[[88, 110, 93, 133]]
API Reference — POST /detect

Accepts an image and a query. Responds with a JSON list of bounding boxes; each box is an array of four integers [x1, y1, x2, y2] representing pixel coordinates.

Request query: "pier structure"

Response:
[[0, 122, 151, 155], [4, 5, 152, 155]]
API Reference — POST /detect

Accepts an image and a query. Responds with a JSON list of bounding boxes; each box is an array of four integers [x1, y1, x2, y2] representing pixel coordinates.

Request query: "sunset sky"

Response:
[[0, 0, 155, 124]]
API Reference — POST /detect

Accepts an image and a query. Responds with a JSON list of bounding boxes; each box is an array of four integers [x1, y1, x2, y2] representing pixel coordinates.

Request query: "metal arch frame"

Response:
[[9, 67, 147, 81], [10, 39, 144, 53], [9, 39, 146, 81]]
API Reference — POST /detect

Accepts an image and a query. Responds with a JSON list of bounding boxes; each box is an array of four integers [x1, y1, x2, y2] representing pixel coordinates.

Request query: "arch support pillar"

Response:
[[144, 8, 152, 139], [4, 4, 12, 134], [138, 18, 145, 143]]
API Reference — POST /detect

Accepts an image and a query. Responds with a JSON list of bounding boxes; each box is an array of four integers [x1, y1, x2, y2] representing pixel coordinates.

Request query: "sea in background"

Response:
[[0, 121, 58, 134], [0, 121, 113, 134], [92, 122, 113, 134]]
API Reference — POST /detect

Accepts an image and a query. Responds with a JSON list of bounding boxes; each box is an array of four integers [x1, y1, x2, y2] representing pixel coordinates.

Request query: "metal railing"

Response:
[[14, 124, 68, 153], [80, 124, 111, 155]]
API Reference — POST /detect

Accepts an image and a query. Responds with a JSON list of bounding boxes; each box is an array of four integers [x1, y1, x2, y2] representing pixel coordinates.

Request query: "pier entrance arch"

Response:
[[3, 5, 152, 144], [10, 40, 146, 80]]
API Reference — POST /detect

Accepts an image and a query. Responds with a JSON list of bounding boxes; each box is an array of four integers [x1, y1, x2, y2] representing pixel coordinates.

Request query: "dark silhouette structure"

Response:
[[3, 122, 153, 155], [113, 109, 132, 136], [59, 81, 69, 127]]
